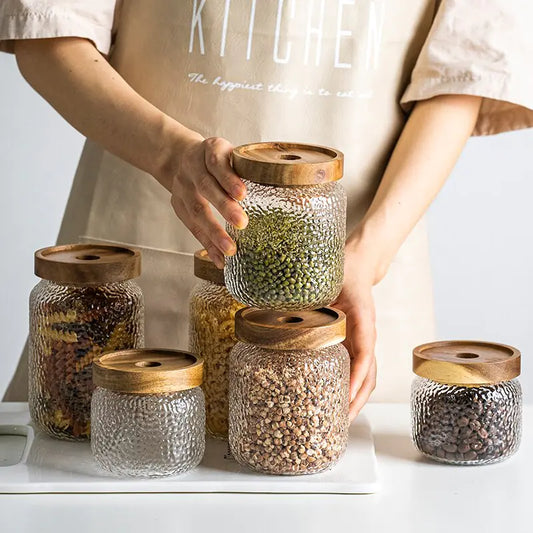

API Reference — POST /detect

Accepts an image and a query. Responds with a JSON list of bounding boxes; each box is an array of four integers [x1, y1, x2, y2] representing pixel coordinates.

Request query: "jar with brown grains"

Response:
[[229, 307, 350, 475], [189, 249, 244, 439], [411, 340, 522, 465], [29, 244, 144, 440]]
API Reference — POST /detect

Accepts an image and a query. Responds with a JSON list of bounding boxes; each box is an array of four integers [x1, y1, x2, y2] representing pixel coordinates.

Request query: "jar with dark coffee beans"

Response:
[[411, 340, 521, 465], [92, 349, 205, 478], [226, 142, 346, 311], [189, 249, 244, 439], [29, 244, 144, 440], [229, 307, 350, 475]]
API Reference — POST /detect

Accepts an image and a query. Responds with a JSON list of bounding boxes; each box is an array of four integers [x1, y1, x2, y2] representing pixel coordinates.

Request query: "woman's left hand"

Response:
[[333, 242, 380, 421]]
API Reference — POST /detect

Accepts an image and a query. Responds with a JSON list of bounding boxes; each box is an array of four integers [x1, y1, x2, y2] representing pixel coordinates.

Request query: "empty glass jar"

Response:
[[29, 244, 144, 440], [229, 307, 350, 475], [411, 340, 522, 465], [189, 250, 244, 439], [226, 142, 346, 311], [91, 349, 205, 478]]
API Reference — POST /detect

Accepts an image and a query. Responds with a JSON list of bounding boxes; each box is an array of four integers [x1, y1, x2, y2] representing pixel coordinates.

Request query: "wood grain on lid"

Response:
[[232, 142, 343, 186], [235, 306, 346, 350], [413, 340, 521, 385], [35, 244, 141, 284], [93, 349, 204, 393], [193, 249, 225, 285]]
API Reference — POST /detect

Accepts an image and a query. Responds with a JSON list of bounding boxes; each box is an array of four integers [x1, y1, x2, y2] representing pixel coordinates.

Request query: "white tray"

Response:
[[0, 403, 379, 494]]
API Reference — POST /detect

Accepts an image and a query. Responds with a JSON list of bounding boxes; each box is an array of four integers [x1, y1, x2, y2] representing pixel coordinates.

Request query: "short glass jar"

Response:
[[226, 142, 346, 311], [91, 349, 205, 478], [189, 250, 244, 439], [411, 340, 522, 465], [229, 307, 350, 475], [29, 244, 144, 440]]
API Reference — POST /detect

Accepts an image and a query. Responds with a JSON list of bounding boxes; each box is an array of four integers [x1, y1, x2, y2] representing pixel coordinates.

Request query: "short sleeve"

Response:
[[0, 0, 119, 56], [401, 0, 533, 136]]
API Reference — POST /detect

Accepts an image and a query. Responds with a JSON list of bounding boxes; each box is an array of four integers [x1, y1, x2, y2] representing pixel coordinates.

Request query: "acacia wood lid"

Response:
[[93, 349, 204, 394], [413, 340, 521, 385], [232, 142, 343, 186], [35, 244, 141, 284], [235, 307, 346, 350], [194, 249, 225, 285]]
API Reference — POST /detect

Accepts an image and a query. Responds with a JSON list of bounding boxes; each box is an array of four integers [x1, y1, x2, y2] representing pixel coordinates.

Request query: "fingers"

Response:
[[204, 137, 247, 202], [170, 195, 227, 268], [349, 357, 377, 421], [172, 136, 249, 261], [196, 172, 248, 230], [203, 137, 248, 229], [345, 303, 376, 403]]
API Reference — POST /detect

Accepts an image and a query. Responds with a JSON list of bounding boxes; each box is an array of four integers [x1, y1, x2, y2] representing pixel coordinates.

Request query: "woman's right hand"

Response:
[[13, 39, 248, 269], [169, 136, 248, 268]]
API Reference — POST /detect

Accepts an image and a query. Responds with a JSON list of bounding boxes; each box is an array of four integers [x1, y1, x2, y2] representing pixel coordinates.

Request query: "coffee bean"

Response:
[[411, 378, 521, 465], [442, 443, 458, 453]]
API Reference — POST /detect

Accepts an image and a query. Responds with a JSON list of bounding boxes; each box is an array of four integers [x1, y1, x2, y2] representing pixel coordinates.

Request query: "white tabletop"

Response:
[[1, 403, 531, 533]]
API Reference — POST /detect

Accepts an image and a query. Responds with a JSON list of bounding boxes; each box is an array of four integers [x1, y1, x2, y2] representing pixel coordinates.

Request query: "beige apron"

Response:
[[5, 0, 437, 402]]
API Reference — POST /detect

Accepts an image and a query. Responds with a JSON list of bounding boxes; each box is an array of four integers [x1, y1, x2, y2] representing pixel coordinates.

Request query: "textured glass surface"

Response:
[[91, 387, 205, 478], [189, 280, 244, 439], [229, 343, 349, 475], [411, 377, 521, 465], [29, 279, 144, 440], [226, 180, 346, 310]]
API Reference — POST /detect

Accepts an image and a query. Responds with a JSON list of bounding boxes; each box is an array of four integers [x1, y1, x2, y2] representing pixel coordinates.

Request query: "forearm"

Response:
[[14, 37, 199, 191], [349, 94, 483, 283]]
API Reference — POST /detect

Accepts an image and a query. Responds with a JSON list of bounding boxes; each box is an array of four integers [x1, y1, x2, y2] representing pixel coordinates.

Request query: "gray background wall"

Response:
[[1, 53, 531, 401]]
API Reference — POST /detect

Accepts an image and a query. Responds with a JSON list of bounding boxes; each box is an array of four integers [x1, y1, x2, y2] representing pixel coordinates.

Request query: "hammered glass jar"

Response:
[[411, 340, 522, 465], [226, 142, 346, 311], [29, 244, 144, 440], [189, 249, 244, 439], [91, 349, 205, 478], [229, 307, 350, 475]]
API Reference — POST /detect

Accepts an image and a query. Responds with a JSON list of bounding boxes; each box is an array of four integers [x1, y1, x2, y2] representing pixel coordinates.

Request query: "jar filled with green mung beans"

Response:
[[226, 142, 346, 311]]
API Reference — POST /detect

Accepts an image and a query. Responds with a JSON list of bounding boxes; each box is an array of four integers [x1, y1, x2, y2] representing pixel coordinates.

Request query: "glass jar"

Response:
[[29, 244, 144, 440], [229, 307, 350, 475], [411, 340, 522, 465], [226, 142, 346, 311], [189, 250, 244, 439], [91, 349, 205, 478]]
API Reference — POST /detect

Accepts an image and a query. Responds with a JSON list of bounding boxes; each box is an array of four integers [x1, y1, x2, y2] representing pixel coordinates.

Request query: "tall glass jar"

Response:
[[411, 340, 522, 465], [226, 142, 346, 311], [91, 349, 205, 478], [189, 249, 244, 439], [29, 244, 144, 440], [229, 307, 350, 475]]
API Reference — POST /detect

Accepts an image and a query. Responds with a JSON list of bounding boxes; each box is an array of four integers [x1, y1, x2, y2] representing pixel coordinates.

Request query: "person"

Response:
[[1, 0, 532, 417]]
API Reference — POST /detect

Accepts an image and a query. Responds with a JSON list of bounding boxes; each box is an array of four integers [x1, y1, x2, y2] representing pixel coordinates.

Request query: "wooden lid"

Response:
[[93, 349, 204, 394], [194, 249, 224, 285], [232, 142, 343, 186], [35, 244, 141, 284], [235, 307, 346, 350], [413, 340, 521, 385]]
